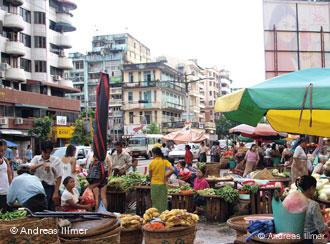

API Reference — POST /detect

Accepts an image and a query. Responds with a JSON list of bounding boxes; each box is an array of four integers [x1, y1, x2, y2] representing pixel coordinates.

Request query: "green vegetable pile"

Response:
[[168, 185, 193, 194], [0, 210, 27, 220], [108, 173, 149, 191], [197, 188, 216, 196], [240, 184, 259, 194], [77, 175, 88, 190], [197, 162, 206, 171], [197, 186, 239, 203]]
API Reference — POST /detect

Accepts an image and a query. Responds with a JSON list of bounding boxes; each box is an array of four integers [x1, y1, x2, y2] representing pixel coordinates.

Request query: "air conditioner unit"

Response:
[[0, 118, 8, 125], [53, 75, 62, 81], [15, 118, 23, 125]]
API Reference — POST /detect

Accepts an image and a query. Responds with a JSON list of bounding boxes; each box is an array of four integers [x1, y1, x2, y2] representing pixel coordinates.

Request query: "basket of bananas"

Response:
[[142, 208, 198, 244], [119, 214, 144, 244]]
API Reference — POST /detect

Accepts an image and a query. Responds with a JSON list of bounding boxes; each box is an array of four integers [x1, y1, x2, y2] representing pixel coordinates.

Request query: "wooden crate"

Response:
[[205, 195, 230, 222], [205, 163, 221, 177], [106, 190, 126, 213], [170, 193, 195, 213], [250, 187, 279, 214], [135, 186, 151, 216]]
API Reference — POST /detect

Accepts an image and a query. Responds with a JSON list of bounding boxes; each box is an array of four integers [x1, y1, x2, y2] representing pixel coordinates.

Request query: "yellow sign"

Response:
[[53, 126, 75, 139]]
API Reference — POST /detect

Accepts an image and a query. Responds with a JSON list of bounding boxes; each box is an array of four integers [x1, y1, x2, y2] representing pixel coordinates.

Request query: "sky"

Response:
[[71, 0, 265, 88]]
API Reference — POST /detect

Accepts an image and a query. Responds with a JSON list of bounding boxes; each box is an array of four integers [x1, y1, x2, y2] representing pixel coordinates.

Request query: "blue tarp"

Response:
[[4, 139, 17, 147]]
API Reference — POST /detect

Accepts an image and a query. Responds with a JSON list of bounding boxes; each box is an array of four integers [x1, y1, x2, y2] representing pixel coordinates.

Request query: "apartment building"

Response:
[[122, 61, 186, 135], [67, 33, 151, 140], [0, 0, 80, 151]]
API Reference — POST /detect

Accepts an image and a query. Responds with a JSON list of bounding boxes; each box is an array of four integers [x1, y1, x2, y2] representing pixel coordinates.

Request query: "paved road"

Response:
[[136, 157, 151, 174]]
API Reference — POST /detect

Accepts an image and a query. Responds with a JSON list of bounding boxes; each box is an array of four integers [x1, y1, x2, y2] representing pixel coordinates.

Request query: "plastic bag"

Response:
[[282, 191, 308, 213], [81, 188, 96, 206], [97, 201, 107, 213]]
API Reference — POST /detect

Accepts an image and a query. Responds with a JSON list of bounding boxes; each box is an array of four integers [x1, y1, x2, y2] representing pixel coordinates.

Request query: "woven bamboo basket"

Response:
[[59, 225, 121, 244], [120, 227, 143, 244], [0, 217, 59, 244], [143, 225, 197, 244]]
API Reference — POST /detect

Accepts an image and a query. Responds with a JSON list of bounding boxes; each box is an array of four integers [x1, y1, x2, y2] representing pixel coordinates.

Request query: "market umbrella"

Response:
[[215, 68, 330, 137], [93, 73, 110, 161], [163, 128, 207, 144], [229, 124, 286, 138], [4, 139, 17, 147], [237, 135, 253, 143]]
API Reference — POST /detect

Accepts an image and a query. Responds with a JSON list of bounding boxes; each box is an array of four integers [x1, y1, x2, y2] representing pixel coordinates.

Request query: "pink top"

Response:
[[245, 150, 258, 162], [193, 178, 210, 191]]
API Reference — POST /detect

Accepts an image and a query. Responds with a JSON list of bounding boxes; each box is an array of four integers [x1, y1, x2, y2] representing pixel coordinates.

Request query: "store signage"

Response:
[[56, 116, 67, 126]]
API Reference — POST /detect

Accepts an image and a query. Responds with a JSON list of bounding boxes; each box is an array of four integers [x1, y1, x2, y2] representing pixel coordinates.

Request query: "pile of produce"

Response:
[[271, 169, 289, 178], [159, 209, 199, 228], [108, 173, 149, 191], [143, 208, 160, 223], [312, 174, 330, 201], [77, 175, 88, 190], [323, 160, 330, 176], [168, 185, 194, 195], [240, 184, 259, 194], [322, 208, 330, 222], [197, 186, 239, 203], [120, 214, 144, 230], [0, 210, 27, 220]]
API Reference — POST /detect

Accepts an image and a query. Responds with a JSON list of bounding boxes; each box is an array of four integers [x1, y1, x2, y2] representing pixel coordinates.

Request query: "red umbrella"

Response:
[[229, 124, 286, 138]]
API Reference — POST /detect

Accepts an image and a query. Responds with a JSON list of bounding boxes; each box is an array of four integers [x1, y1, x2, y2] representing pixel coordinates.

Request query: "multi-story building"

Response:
[[0, 0, 80, 152], [122, 61, 186, 135], [67, 33, 151, 141]]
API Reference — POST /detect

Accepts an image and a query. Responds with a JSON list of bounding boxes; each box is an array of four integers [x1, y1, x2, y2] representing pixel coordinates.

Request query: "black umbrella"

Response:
[[93, 72, 110, 161]]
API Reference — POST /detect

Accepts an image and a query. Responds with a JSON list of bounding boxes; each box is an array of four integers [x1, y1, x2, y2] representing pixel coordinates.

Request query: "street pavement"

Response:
[[136, 157, 151, 174]]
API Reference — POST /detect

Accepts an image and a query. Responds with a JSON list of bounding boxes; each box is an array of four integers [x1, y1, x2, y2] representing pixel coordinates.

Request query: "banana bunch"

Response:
[[159, 209, 199, 228], [120, 214, 144, 230], [143, 208, 160, 223]]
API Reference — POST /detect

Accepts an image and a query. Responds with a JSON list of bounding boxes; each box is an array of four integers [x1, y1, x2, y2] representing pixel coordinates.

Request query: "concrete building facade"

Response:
[[0, 0, 80, 151]]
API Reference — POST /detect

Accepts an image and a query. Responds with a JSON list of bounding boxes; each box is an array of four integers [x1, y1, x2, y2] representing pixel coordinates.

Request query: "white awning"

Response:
[[0, 129, 28, 136]]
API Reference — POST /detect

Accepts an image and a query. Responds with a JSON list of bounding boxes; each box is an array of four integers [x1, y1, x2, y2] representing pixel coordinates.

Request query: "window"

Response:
[[138, 72, 141, 81], [154, 91, 156, 102], [144, 71, 151, 82], [209, 91, 212, 96], [20, 8, 31, 23], [144, 112, 151, 124], [49, 20, 58, 32], [34, 12, 46, 24], [34, 60, 46, 73], [128, 92, 133, 103], [34, 36, 46, 48], [129, 72, 133, 83], [74, 61, 84, 70], [20, 58, 31, 72], [50, 66, 63, 76], [20, 33, 31, 47], [129, 112, 134, 124], [209, 81, 212, 86], [139, 91, 142, 100], [115, 39, 125, 45], [154, 111, 157, 122]]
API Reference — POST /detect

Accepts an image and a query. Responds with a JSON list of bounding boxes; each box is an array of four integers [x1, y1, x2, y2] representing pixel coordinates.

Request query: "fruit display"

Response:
[[143, 208, 160, 223], [120, 214, 144, 230], [0, 210, 27, 220], [159, 209, 199, 228], [144, 222, 165, 230]]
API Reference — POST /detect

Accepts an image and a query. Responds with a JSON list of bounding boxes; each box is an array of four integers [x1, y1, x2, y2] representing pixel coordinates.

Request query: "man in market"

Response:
[[29, 140, 63, 210], [111, 141, 132, 176], [7, 164, 47, 212]]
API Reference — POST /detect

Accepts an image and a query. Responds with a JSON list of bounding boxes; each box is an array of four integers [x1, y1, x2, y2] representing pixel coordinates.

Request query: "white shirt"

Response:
[[61, 188, 79, 206], [293, 145, 307, 160], [29, 155, 63, 186], [0, 159, 9, 195], [161, 147, 170, 157]]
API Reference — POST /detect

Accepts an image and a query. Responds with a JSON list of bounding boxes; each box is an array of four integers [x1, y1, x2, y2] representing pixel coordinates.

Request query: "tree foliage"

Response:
[[28, 116, 52, 141], [143, 122, 161, 134], [216, 115, 240, 139], [70, 118, 92, 145]]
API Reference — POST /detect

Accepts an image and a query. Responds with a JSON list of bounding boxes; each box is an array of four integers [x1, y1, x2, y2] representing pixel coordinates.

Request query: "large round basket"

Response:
[[59, 224, 121, 244], [0, 217, 59, 244], [120, 227, 143, 244], [143, 225, 196, 244], [251, 236, 301, 243]]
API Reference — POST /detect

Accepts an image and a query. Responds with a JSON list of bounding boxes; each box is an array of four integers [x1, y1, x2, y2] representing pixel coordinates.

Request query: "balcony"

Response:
[[190, 105, 200, 113], [59, 79, 74, 87], [221, 86, 231, 95], [0, 88, 80, 112], [5, 67, 26, 82], [162, 102, 185, 112], [3, 13, 24, 31], [123, 81, 185, 93], [5, 40, 25, 56], [109, 99, 122, 106], [57, 34, 72, 49], [109, 111, 123, 117], [162, 121, 200, 130], [6, 0, 24, 6], [56, 13, 76, 32], [56, 0, 77, 10], [110, 87, 122, 95], [123, 102, 161, 110], [58, 56, 74, 70]]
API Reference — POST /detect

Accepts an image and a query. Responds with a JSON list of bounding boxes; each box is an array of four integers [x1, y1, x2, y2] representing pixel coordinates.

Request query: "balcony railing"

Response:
[[123, 81, 185, 93], [162, 121, 201, 129], [162, 102, 185, 111]]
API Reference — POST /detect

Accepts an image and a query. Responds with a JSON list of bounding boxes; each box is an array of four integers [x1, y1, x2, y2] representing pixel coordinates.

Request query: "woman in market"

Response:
[[185, 145, 193, 167], [60, 144, 78, 193], [291, 138, 309, 183], [243, 144, 260, 177], [193, 167, 210, 214], [149, 147, 174, 212], [198, 141, 208, 163], [61, 176, 92, 212], [313, 147, 329, 175], [296, 175, 330, 243]]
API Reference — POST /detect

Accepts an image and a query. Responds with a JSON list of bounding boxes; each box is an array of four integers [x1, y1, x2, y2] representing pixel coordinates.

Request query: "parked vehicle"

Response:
[[168, 143, 200, 161], [52, 146, 92, 167], [127, 134, 163, 159]]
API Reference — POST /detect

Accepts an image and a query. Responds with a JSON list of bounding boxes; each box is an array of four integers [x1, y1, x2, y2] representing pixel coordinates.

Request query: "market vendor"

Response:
[[296, 176, 330, 243], [149, 147, 174, 212], [7, 164, 47, 212], [111, 141, 132, 176], [291, 138, 308, 183], [193, 167, 209, 214]]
